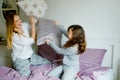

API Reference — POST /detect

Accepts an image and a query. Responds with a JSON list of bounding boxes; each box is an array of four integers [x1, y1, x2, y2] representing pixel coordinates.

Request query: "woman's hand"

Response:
[[29, 15, 35, 25]]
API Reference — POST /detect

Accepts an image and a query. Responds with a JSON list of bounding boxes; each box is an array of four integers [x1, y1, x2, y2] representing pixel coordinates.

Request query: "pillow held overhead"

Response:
[[17, 0, 47, 19]]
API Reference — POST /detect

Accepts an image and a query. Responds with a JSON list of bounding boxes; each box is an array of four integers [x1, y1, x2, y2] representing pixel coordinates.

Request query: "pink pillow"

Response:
[[80, 48, 106, 69]]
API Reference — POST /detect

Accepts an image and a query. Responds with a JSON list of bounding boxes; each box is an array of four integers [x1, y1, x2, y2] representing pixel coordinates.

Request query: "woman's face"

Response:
[[14, 15, 22, 29], [68, 28, 73, 40]]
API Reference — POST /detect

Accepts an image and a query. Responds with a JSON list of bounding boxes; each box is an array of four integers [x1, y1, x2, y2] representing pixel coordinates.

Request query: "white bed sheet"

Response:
[[93, 69, 114, 80]]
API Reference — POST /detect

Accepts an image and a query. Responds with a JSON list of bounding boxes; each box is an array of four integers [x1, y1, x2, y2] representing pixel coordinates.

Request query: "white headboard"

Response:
[[86, 37, 114, 68], [86, 37, 119, 80]]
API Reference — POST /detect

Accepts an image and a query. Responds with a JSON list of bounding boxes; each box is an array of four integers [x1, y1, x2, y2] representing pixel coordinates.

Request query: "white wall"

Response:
[[0, 0, 6, 38], [44, 0, 120, 39], [0, 18, 6, 38]]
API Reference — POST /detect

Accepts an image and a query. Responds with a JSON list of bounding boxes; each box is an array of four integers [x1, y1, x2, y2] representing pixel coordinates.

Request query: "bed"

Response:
[[0, 19, 114, 80], [0, 37, 114, 80]]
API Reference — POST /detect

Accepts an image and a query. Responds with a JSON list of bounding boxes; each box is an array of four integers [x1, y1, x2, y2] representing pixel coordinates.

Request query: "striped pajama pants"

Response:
[[13, 53, 51, 77]]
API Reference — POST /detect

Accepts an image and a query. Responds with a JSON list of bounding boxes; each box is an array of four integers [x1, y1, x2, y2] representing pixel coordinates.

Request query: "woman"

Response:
[[6, 13, 51, 77]]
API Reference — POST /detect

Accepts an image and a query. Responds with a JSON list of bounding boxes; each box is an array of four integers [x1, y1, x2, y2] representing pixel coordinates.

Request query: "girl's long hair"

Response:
[[6, 13, 16, 49], [64, 25, 86, 54]]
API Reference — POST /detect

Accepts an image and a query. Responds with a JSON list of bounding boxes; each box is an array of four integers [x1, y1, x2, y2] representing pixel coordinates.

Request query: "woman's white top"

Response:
[[11, 22, 34, 61]]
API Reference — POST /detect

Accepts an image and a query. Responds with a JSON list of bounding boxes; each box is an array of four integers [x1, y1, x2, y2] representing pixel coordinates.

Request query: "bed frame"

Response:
[[86, 37, 119, 80]]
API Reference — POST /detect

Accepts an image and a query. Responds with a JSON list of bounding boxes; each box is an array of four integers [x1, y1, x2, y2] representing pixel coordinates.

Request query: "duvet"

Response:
[[0, 64, 113, 80]]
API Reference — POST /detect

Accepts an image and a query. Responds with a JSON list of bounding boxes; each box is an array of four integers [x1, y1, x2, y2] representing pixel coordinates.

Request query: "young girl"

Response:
[[46, 24, 86, 80], [6, 13, 51, 77]]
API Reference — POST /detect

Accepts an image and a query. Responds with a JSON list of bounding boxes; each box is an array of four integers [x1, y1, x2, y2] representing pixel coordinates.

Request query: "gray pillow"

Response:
[[36, 18, 62, 47], [36, 18, 63, 64]]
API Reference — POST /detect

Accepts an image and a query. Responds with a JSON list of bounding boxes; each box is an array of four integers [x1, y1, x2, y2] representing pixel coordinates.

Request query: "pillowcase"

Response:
[[17, 0, 47, 21], [36, 18, 62, 46], [80, 48, 106, 69], [37, 18, 63, 64], [38, 43, 63, 65]]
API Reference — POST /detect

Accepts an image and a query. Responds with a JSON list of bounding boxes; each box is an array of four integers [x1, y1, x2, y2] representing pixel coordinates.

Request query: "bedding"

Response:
[[0, 48, 113, 80], [80, 48, 106, 70], [93, 68, 113, 80], [0, 64, 60, 80], [0, 65, 113, 80], [76, 67, 113, 80]]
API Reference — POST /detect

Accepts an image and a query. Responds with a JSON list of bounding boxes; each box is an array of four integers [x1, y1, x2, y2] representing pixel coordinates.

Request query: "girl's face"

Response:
[[14, 15, 22, 29], [68, 28, 73, 39]]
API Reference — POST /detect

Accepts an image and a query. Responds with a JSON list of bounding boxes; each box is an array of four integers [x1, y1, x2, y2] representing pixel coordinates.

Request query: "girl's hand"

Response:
[[29, 15, 35, 25], [45, 38, 51, 45], [54, 20, 58, 25]]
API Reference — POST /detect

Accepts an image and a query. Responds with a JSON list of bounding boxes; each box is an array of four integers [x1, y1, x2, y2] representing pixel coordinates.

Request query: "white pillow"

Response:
[[93, 69, 113, 80], [17, 0, 47, 19]]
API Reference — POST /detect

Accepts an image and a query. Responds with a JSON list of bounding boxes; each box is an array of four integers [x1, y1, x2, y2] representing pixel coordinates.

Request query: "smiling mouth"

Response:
[[18, 23, 22, 26]]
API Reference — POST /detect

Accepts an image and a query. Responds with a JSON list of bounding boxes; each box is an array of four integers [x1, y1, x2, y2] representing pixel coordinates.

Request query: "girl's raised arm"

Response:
[[54, 21, 68, 38]]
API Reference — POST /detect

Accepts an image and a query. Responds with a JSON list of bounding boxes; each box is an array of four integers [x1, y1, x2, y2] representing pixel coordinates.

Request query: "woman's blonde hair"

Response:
[[6, 13, 16, 49]]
